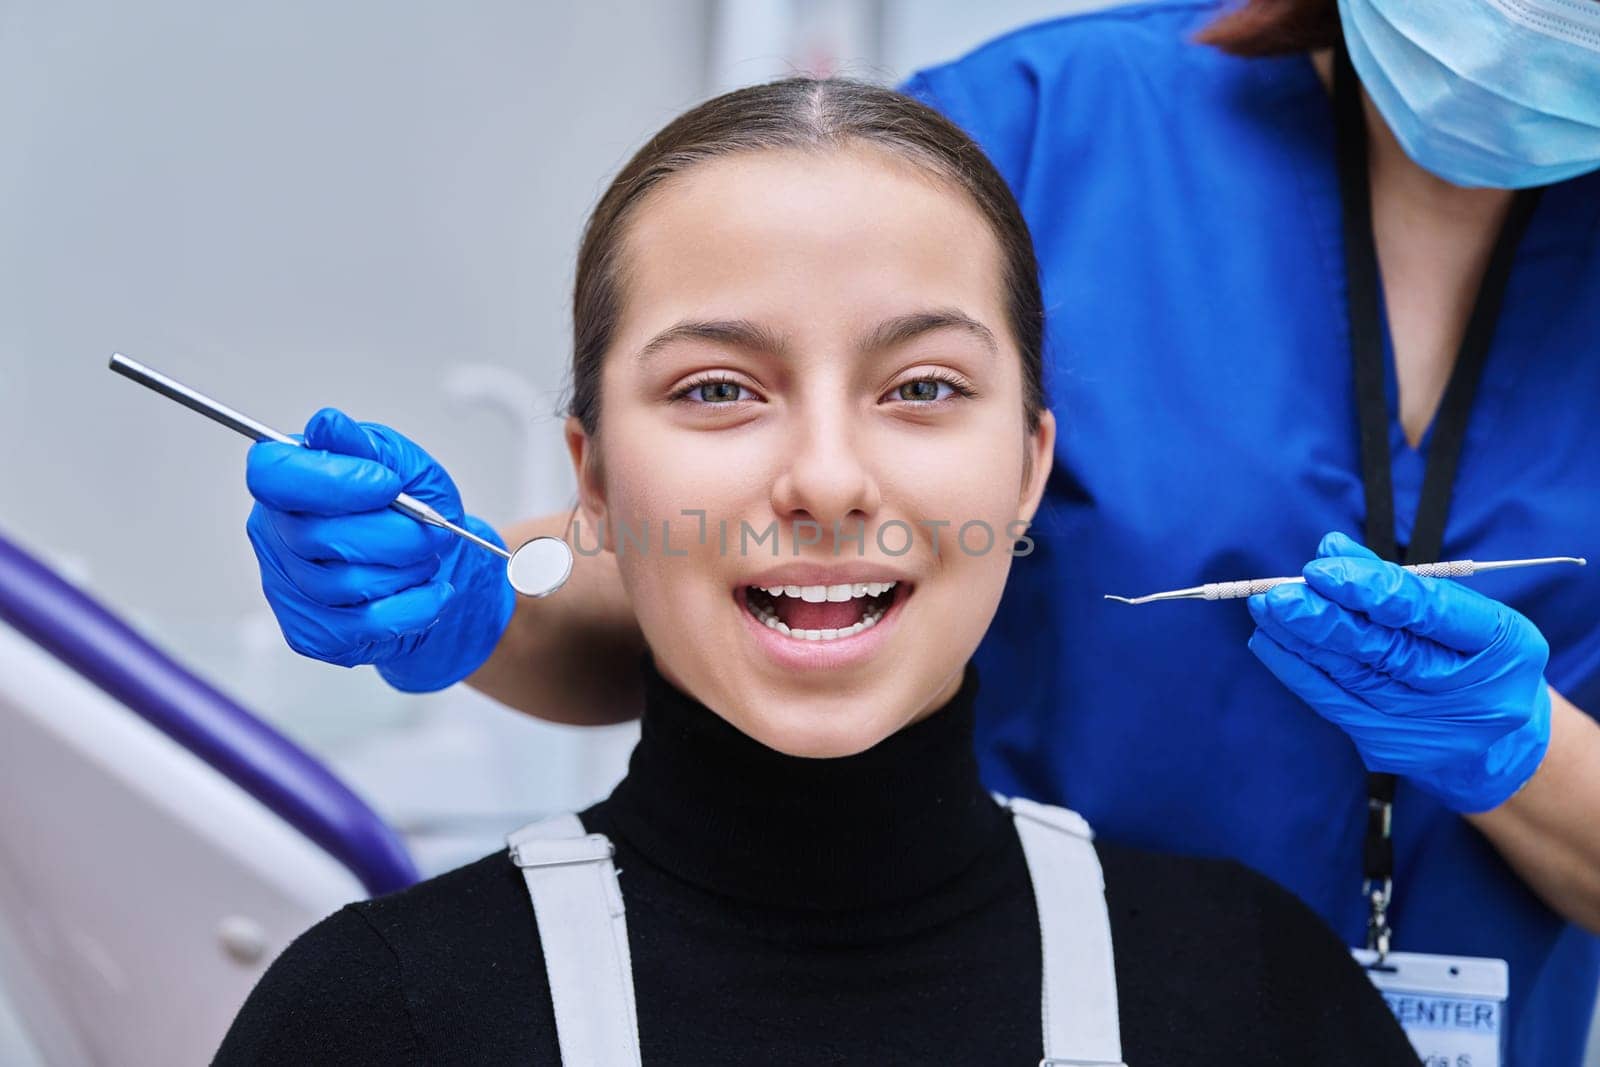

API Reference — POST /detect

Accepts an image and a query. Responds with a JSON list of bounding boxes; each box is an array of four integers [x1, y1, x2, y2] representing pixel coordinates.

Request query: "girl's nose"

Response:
[[768, 408, 882, 538]]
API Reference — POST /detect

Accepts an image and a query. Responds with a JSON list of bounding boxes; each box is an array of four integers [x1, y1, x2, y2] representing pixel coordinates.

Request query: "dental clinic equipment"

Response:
[[108, 353, 574, 598], [1105, 556, 1586, 605]]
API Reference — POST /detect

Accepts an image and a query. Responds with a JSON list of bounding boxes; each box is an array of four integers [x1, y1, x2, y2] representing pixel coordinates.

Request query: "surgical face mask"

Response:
[[1336, 0, 1600, 189]]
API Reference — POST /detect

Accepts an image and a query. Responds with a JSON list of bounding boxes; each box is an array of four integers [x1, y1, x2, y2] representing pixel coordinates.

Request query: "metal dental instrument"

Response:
[[1105, 556, 1586, 605], [108, 352, 574, 598]]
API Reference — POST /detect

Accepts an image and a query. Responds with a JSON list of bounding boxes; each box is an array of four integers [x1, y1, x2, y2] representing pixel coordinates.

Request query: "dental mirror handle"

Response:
[[108, 352, 513, 562]]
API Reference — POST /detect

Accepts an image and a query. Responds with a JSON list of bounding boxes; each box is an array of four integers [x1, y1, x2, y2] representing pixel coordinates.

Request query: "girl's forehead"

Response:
[[633, 146, 986, 238], [617, 148, 1006, 321]]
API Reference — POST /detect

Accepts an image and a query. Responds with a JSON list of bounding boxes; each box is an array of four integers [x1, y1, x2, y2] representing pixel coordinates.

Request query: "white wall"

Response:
[[0, 0, 712, 621]]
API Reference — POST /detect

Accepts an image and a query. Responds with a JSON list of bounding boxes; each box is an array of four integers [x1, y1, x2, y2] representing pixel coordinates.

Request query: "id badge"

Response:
[[1351, 949, 1507, 1067]]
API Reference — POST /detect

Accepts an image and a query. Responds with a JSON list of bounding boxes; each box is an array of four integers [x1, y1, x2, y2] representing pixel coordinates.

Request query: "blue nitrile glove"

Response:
[[244, 407, 516, 692], [1246, 531, 1552, 813]]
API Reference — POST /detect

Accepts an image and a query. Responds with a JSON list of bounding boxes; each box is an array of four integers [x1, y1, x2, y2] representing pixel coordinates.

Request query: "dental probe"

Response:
[[1104, 556, 1586, 605], [108, 353, 573, 598]]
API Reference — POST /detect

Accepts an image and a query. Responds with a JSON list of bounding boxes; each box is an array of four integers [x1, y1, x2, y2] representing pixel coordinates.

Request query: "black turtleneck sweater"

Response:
[[215, 659, 1418, 1065]]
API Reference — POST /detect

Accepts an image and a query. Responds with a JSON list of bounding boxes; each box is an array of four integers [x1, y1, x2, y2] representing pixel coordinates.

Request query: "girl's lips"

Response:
[[733, 582, 912, 671]]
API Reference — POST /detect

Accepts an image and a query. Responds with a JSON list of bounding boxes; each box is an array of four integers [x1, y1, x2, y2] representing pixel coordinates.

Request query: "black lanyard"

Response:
[[1330, 44, 1540, 957]]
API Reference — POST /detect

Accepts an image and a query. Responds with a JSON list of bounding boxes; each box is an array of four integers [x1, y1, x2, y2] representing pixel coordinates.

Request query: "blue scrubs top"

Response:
[[905, 4, 1600, 1063]]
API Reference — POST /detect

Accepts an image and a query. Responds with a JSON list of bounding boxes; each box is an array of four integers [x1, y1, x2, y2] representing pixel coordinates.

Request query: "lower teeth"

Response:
[[747, 599, 888, 641]]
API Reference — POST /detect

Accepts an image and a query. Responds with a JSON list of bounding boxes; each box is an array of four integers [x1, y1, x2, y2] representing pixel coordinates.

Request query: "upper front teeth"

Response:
[[759, 581, 896, 601]]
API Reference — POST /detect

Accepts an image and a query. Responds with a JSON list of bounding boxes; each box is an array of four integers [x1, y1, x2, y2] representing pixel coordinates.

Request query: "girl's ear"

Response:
[[1017, 408, 1055, 527], [564, 416, 611, 553]]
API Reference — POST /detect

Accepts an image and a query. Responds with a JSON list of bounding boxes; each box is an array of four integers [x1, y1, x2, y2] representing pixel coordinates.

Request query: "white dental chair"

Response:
[[0, 531, 417, 1066]]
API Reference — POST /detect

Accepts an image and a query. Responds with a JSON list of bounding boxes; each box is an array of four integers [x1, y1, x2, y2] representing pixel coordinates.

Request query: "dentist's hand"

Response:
[[1247, 531, 1552, 813], [245, 407, 515, 692]]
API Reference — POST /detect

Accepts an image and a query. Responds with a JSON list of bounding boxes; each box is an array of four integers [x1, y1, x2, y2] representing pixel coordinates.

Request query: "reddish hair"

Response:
[[1195, 0, 1340, 56]]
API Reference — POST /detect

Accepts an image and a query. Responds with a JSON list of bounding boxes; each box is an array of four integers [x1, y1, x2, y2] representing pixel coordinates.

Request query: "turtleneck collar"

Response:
[[597, 654, 1004, 912]]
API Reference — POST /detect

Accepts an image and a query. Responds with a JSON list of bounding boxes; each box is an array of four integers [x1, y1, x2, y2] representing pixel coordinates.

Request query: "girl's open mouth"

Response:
[[740, 581, 907, 641]]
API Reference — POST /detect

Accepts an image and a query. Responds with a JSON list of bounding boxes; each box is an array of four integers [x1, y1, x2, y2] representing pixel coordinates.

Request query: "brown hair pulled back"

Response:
[[567, 78, 1045, 437]]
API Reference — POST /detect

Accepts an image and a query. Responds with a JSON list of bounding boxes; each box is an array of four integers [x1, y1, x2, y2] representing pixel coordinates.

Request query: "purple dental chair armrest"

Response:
[[0, 527, 418, 896]]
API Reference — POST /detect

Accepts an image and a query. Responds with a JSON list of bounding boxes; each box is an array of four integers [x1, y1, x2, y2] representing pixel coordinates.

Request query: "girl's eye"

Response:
[[672, 377, 756, 404], [898, 379, 951, 403], [887, 373, 976, 405], [672, 372, 974, 406]]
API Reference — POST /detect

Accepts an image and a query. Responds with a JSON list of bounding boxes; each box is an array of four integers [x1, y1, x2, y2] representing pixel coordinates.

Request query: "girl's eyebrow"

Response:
[[635, 308, 996, 362], [636, 319, 790, 362], [859, 310, 997, 357]]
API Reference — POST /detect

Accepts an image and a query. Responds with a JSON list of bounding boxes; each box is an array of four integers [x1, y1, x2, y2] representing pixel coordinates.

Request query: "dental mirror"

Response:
[[109, 352, 574, 598], [506, 535, 574, 599]]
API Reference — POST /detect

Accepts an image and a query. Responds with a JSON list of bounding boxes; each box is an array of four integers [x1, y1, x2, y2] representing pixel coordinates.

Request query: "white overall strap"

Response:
[[506, 813, 642, 1067], [1003, 795, 1129, 1067]]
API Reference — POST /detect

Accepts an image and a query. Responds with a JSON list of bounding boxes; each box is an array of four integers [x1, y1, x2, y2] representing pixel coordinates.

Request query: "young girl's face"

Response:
[[567, 145, 1053, 757]]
